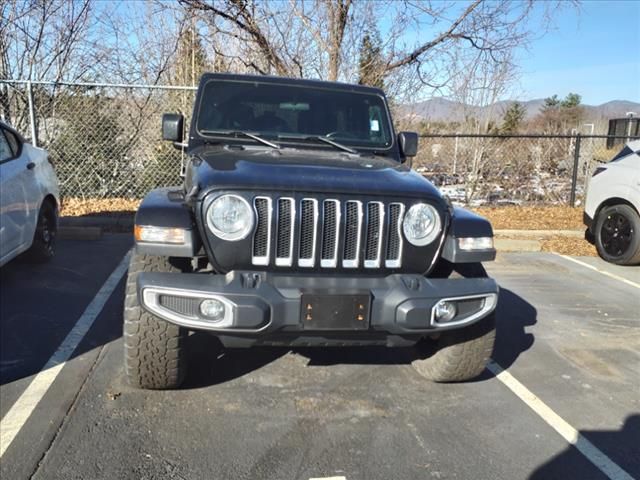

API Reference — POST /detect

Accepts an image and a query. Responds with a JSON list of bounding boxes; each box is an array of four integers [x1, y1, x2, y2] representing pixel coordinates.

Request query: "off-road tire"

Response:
[[124, 254, 187, 389], [594, 204, 640, 266], [412, 263, 496, 382], [24, 200, 57, 263]]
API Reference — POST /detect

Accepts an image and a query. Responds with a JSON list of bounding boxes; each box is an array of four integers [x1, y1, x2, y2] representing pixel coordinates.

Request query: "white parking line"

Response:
[[554, 254, 640, 290], [0, 251, 131, 459], [309, 477, 347, 480], [487, 361, 634, 480]]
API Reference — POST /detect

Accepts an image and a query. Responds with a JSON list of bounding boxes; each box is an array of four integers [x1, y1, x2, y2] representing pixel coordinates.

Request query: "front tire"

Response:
[[594, 204, 640, 265], [412, 314, 496, 382], [412, 263, 496, 382], [24, 200, 57, 263], [124, 254, 187, 389]]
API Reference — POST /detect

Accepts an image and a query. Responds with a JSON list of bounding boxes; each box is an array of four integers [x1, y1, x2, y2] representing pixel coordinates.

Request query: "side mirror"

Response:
[[398, 131, 418, 158], [162, 113, 184, 142]]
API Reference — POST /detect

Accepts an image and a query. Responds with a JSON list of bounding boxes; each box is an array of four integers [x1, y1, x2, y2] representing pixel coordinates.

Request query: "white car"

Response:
[[0, 122, 60, 267], [584, 140, 640, 265]]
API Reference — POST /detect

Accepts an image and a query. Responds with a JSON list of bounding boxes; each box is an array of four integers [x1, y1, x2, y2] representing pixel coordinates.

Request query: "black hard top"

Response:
[[198, 72, 386, 96]]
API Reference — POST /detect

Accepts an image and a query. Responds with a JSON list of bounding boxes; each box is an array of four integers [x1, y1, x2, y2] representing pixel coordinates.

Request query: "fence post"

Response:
[[453, 132, 459, 175], [26, 81, 38, 147], [569, 133, 582, 206]]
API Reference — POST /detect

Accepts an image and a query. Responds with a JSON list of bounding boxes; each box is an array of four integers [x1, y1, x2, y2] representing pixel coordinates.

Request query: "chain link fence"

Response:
[[1, 80, 637, 205], [1, 80, 196, 199], [412, 133, 635, 206]]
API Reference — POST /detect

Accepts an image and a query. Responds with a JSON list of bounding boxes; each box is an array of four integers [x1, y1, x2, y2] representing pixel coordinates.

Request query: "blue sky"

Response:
[[515, 0, 640, 105]]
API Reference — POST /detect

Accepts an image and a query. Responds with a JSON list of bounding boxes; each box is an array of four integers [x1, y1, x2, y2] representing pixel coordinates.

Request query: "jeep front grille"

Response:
[[252, 197, 405, 269]]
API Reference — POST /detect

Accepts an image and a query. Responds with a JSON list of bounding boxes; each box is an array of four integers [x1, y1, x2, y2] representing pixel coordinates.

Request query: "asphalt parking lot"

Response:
[[1, 234, 639, 480]]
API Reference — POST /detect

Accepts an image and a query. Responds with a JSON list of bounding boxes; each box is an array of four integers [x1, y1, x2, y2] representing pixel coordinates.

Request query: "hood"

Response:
[[188, 145, 443, 201]]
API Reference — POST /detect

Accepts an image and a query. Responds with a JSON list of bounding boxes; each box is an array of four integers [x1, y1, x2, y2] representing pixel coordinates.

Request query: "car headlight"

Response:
[[402, 203, 441, 246], [206, 194, 254, 241]]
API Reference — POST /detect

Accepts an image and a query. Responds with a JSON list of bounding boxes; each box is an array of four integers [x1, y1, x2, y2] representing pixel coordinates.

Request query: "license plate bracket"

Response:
[[300, 294, 371, 330]]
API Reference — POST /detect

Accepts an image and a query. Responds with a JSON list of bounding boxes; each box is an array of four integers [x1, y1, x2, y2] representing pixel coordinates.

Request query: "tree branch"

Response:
[[385, 0, 482, 71]]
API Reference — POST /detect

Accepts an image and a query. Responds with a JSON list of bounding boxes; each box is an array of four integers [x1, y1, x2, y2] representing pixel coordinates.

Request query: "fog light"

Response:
[[434, 300, 457, 323], [199, 299, 225, 321]]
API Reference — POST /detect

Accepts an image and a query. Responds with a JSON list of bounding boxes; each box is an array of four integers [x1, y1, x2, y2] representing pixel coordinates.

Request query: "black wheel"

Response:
[[24, 200, 57, 263], [124, 254, 188, 389], [412, 263, 496, 382], [595, 204, 640, 266]]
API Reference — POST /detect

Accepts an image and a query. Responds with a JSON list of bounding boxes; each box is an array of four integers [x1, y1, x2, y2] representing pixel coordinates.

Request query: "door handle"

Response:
[[26, 162, 35, 170]]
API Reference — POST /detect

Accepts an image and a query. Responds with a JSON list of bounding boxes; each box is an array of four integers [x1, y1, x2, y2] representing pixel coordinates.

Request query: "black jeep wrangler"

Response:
[[126, 73, 498, 389]]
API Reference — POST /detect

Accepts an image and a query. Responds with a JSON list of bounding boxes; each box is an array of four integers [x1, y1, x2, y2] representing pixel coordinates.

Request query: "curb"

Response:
[[494, 229, 584, 239], [60, 215, 134, 229], [494, 238, 542, 252], [494, 229, 585, 253], [59, 215, 133, 240], [58, 226, 103, 241]]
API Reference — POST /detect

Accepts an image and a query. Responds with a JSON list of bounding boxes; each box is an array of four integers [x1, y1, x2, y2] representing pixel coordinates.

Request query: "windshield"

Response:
[[195, 79, 393, 150]]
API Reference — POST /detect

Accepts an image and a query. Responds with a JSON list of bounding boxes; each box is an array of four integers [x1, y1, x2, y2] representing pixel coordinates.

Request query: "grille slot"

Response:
[[252, 197, 272, 265], [250, 196, 405, 269], [275, 197, 295, 266], [343, 200, 363, 268], [321, 200, 340, 268], [298, 198, 318, 267], [385, 203, 404, 268], [364, 202, 384, 268]]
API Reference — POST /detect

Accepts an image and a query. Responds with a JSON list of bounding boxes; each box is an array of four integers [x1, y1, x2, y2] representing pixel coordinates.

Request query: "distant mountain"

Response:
[[400, 98, 640, 123]]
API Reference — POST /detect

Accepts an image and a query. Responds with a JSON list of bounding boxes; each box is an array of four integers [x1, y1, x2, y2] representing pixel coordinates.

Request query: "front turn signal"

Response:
[[134, 225, 187, 244]]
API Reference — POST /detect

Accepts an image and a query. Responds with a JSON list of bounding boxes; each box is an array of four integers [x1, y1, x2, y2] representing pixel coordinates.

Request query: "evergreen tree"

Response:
[[541, 94, 560, 113], [357, 30, 384, 89], [560, 93, 581, 108], [536, 93, 584, 133], [500, 102, 526, 133]]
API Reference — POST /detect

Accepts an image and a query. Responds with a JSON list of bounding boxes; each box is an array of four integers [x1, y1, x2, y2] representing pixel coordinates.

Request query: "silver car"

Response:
[[0, 122, 60, 267]]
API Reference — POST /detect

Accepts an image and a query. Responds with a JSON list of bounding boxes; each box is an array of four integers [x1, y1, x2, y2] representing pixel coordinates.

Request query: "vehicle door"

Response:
[[625, 142, 640, 211], [0, 127, 36, 260]]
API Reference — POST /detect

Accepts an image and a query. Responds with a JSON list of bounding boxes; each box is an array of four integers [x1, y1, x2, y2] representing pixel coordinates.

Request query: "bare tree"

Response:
[[1, 0, 95, 82], [0, 0, 98, 134], [448, 48, 519, 201], [171, 0, 572, 105]]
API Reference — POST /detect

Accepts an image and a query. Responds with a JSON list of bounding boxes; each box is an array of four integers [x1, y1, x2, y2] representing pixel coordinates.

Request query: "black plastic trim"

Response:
[[137, 270, 499, 345], [135, 187, 201, 257], [447, 207, 493, 238], [136, 187, 194, 229]]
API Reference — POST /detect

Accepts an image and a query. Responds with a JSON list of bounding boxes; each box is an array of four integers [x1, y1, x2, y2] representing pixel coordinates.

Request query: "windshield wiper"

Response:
[[201, 130, 281, 149], [279, 134, 358, 154]]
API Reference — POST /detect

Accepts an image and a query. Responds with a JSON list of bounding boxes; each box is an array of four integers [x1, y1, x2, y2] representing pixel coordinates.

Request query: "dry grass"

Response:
[[473, 206, 584, 230], [541, 237, 596, 256], [472, 206, 595, 256], [61, 198, 140, 217]]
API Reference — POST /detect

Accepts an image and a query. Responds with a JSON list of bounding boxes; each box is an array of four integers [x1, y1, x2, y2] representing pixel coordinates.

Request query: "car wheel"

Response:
[[124, 254, 188, 389], [595, 204, 640, 266], [412, 263, 496, 382], [24, 200, 57, 263]]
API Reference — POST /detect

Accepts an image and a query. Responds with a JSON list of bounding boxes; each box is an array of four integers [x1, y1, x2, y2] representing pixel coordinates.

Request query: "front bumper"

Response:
[[137, 271, 498, 346]]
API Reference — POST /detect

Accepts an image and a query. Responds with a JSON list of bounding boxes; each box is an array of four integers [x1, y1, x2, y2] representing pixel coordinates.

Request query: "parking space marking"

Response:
[[0, 251, 131, 459], [309, 477, 347, 480], [554, 254, 640, 290], [487, 361, 634, 480]]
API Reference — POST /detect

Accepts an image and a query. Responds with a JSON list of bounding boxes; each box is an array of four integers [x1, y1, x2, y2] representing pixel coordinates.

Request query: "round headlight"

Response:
[[206, 194, 254, 241], [402, 203, 442, 246]]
